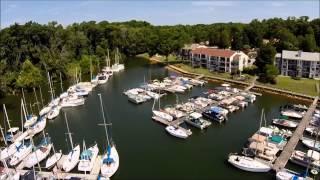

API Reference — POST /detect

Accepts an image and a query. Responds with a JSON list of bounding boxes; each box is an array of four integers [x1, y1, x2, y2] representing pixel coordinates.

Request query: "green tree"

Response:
[[300, 34, 317, 52], [16, 60, 43, 88]]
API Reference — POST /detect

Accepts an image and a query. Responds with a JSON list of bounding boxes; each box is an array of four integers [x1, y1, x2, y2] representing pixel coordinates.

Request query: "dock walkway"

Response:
[[272, 97, 319, 172]]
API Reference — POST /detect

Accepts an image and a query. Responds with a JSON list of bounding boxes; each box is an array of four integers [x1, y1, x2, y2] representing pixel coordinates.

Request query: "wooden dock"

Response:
[[9, 155, 106, 180], [272, 97, 319, 172], [152, 116, 192, 136]]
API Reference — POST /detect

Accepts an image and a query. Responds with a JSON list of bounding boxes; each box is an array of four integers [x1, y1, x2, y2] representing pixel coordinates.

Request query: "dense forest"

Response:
[[0, 16, 319, 96]]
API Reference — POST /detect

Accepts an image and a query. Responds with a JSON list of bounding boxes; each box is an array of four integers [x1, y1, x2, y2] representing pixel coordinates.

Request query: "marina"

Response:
[[0, 58, 319, 179]]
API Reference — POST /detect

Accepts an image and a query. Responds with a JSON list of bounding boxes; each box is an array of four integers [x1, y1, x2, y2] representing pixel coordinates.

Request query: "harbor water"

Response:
[[0, 57, 310, 179]]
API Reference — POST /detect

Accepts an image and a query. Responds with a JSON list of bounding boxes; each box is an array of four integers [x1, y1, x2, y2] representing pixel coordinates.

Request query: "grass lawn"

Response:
[[156, 54, 179, 62], [259, 76, 320, 96]]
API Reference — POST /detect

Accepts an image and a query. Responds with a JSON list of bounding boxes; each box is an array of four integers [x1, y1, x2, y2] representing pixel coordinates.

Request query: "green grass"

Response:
[[157, 55, 179, 62], [258, 76, 320, 96]]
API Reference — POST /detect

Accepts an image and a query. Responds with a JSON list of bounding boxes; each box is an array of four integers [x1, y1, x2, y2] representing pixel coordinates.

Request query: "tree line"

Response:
[[0, 16, 319, 96]]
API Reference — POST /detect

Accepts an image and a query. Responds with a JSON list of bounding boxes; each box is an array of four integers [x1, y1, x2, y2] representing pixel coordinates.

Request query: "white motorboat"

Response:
[[45, 150, 62, 169], [101, 145, 119, 178], [97, 73, 108, 84], [290, 150, 320, 169], [185, 112, 211, 129], [152, 110, 173, 122], [47, 106, 61, 120], [145, 91, 163, 99], [78, 143, 99, 172], [9, 142, 32, 166], [305, 126, 319, 135], [39, 106, 51, 116], [272, 119, 298, 128], [165, 126, 189, 139], [128, 94, 147, 104], [228, 154, 271, 172], [276, 169, 309, 180], [301, 138, 320, 152], [23, 137, 52, 168], [281, 110, 303, 119]]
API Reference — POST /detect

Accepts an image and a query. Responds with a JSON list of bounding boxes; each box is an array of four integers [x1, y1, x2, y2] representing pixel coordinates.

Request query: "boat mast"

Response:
[[39, 85, 44, 107], [64, 113, 74, 149], [22, 88, 29, 115], [0, 122, 7, 146], [50, 74, 55, 98], [90, 56, 93, 81], [79, 68, 82, 83], [33, 88, 40, 113], [98, 94, 111, 146], [60, 72, 63, 93], [3, 104, 13, 138], [107, 49, 110, 67], [306, 127, 319, 175], [47, 72, 54, 101]]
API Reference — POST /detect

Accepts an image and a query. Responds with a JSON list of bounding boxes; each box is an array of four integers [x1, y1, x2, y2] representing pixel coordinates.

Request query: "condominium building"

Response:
[[190, 48, 251, 73], [275, 50, 320, 78]]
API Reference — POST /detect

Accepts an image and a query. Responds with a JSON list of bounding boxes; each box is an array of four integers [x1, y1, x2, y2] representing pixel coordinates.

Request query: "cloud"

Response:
[[191, 1, 235, 7]]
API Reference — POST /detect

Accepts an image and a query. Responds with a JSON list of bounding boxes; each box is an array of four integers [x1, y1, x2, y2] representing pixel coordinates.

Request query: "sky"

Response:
[[1, 0, 319, 28]]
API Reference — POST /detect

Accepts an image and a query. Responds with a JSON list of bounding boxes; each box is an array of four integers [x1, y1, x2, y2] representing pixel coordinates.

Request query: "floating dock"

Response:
[[272, 97, 319, 172]]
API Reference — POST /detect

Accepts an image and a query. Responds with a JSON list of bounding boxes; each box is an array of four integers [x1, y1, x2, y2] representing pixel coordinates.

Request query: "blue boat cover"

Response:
[[81, 150, 93, 160]]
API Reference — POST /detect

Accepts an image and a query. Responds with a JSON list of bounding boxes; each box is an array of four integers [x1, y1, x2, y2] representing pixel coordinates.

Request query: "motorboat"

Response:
[[128, 94, 147, 104], [202, 109, 226, 123], [101, 145, 119, 178], [63, 145, 80, 172], [185, 112, 211, 129], [78, 143, 99, 172], [228, 154, 271, 172], [281, 110, 303, 119], [272, 118, 298, 128], [276, 168, 310, 180], [164, 107, 186, 119], [175, 102, 196, 113], [9, 141, 32, 166], [305, 126, 319, 136], [301, 138, 320, 152], [45, 150, 62, 169], [290, 150, 320, 169], [47, 106, 61, 120], [23, 137, 52, 168], [165, 126, 190, 139], [24, 115, 38, 128], [97, 73, 109, 84], [152, 110, 173, 122]]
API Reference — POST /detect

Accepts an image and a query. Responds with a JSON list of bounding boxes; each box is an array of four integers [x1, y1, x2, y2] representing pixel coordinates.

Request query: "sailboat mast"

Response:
[[22, 99, 28, 128], [47, 72, 54, 101], [79, 68, 82, 83], [64, 113, 74, 149], [21, 100, 25, 134], [98, 94, 110, 146], [90, 57, 93, 81], [22, 88, 29, 115], [39, 86, 44, 107], [107, 49, 110, 67], [60, 72, 63, 93], [33, 88, 40, 112], [0, 123, 7, 146], [3, 104, 13, 138]]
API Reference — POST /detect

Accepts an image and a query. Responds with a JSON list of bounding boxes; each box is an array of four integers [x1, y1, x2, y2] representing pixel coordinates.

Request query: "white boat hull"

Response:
[[62, 145, 80, 172], [46, 152, 62, 169], [78, 144, 99, 172], [101, 146, 119, 178], [228, 155, 271, 172]]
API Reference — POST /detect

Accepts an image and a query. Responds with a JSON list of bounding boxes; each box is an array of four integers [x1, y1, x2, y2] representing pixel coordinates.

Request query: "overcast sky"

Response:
[[1, 0, 319, 27]]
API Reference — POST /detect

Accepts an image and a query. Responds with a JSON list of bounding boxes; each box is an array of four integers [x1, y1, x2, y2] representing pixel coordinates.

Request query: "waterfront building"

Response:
[[275, 50, 320, 78], [190, 48, 251, 73]]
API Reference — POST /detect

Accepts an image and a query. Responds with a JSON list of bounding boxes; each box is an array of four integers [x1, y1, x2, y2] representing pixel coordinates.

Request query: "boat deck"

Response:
[[272, 97, 319, 172]]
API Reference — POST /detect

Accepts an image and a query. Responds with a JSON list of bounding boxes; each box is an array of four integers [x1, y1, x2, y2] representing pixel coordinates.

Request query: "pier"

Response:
[[272, 96, 319, 172], [12, 156, 104, 179]]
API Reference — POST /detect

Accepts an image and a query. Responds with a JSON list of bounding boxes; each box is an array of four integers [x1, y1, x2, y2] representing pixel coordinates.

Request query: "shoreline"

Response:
[[150, 57, 318, 103]]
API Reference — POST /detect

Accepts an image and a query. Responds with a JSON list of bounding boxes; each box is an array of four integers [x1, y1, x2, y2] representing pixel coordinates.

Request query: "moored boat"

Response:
[[165, 125, 190, 139], [228, 154, 271, 172]]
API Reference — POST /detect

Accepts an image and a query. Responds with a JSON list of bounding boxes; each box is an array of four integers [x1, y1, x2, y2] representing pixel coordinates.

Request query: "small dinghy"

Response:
[[165, 126, 189, 139], [228, 154, 271, 172]]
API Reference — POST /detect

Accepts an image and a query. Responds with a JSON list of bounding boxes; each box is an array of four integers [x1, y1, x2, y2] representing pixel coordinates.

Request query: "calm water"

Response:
[[0, 58, 314, 179]]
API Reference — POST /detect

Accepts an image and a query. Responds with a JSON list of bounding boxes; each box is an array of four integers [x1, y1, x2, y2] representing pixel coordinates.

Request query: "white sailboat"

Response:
[[0, 159, 20, 180], [21, 90, 38, 128], [111, 48, 124, 72], [47, 105, 61, 120], [98, 94, 120, 178], [152, 97, 173, 122], [78, 140, 99, 172], [23, 135, 52, 168], [45, 143, 62, 169], [62, 113, 80, 172], [102, 49, 114, 76], [228, 154, 271, 172], [0, 118, 19, 161]]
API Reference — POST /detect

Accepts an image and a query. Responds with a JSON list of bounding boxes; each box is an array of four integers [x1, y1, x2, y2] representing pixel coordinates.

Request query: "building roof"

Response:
[[191, 48, 236, 58], [282, 50, 320, 62]]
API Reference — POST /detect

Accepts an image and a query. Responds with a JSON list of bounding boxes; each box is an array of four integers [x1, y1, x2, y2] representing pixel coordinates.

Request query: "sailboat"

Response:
[[39, 72, 59, 116], [8, 101, 33, 165], [23, 134, 52, 168], [111, 48, 124, 72], [0, 116, 19, 160], [21, 89, 38, 128], [98, 94, 119, 178], [0, 159, 20, 180], [78, 140, 99, 172], [62, 113, 80, 172], [45, 143, 62, 169]]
